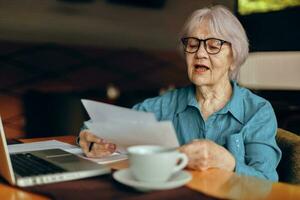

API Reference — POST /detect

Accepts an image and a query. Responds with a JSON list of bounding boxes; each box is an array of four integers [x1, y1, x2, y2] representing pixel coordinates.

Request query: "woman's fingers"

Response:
[[78, 130, 95, 154], [80, 130, 101, 143], [180, 139, 235, 171], [86, 143, 116, 158], [78, 130, 117, 158], [179, 139, 212, 170]]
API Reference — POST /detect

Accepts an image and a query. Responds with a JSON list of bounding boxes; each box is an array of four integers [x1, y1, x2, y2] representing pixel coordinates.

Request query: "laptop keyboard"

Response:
[[10, 153, 67, 177]]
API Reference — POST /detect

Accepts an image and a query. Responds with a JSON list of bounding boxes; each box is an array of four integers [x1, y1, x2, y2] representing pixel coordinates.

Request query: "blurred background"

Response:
[[0, 0, 299, 139]]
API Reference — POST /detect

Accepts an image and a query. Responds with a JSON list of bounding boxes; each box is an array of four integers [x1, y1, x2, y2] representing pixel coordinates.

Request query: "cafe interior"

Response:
[[0, 0, 300, 199]]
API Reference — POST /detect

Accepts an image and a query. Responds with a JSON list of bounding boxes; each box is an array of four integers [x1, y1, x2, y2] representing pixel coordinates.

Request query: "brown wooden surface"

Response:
[[0, 182, 49, 200], [0, 136, 299, 200], [20, 173, 216, 200], [188, 169, 300, 200]]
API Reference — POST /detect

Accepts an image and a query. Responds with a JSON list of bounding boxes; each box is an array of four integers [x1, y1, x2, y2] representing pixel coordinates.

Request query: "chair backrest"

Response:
[[276, 128, 300, 184]]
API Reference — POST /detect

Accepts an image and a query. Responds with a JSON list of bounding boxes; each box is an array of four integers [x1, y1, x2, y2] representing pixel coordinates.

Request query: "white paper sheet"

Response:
[[86, 120, 180, 148], [82, 99, 156, 123], [8, 140, 77, 154], [65, 148, 128, 164]]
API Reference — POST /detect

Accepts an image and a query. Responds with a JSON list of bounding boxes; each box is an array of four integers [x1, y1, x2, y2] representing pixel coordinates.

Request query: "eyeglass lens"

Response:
[[183, 38, 223, 54]]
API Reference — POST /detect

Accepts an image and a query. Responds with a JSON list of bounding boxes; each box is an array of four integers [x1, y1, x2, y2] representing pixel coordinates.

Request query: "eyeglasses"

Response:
[[181, 37, 229, 55]]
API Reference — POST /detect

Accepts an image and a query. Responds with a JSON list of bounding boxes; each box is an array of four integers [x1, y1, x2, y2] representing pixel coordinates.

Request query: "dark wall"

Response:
[[238, 6, 300, 52], [253, 90, 300, 135], [23, 91, 87, 138]]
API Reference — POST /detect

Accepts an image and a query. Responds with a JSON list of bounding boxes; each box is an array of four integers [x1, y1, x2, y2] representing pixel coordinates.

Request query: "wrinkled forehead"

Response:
[[186, 15, 226, 40]]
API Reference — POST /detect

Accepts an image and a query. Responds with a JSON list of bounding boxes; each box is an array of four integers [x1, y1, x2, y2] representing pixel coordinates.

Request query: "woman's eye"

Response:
[[188, 41, 198, 47], [208, 45, 219, 49], [189, 44, 198, 48]]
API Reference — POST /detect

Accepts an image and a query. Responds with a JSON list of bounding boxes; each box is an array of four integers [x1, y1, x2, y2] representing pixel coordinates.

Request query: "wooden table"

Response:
[[1, 136, 300, 200]]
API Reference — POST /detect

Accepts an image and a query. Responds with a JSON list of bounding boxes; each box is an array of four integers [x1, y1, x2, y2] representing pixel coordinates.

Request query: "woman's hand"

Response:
[[78, 130, 116, 158], [179, 139, 236, 172]]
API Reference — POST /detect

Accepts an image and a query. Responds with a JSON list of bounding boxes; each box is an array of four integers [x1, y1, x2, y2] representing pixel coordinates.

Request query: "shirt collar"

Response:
[[219, 81, 245, 124], [175, 85, 198, 114], [175, 82, 245, 124]]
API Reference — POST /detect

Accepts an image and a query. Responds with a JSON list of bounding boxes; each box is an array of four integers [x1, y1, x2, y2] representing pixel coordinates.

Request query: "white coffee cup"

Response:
[[127, 145, 188, 183]]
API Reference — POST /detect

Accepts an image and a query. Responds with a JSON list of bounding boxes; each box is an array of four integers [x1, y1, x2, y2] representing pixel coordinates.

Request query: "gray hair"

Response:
[[180, 5, 249, 80]]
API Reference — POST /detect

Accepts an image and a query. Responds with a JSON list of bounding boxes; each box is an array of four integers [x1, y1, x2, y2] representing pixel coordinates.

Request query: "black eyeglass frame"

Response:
[[181, 37, 230, 55]]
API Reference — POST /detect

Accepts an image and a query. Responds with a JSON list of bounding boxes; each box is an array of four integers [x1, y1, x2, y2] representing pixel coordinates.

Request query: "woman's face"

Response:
[[185, 20, 234, 87]]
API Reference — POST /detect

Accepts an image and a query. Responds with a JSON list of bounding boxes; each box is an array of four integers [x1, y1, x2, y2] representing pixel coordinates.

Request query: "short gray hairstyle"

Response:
[[180, 5, 249, 80]]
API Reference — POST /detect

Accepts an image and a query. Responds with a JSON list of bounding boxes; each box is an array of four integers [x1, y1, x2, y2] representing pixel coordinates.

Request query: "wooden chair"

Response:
[[276, 128, 300, 184]]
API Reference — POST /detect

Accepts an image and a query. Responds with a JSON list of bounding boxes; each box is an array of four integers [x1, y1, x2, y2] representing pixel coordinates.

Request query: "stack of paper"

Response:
[[81, 99, 180, 149]]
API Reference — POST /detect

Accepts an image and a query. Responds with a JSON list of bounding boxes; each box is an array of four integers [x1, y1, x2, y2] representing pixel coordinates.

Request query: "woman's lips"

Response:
[[194, 64, 209, 73]]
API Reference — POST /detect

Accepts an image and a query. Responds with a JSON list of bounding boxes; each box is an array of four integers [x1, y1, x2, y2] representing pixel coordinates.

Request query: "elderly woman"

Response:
[[78, 5, 281, 181]]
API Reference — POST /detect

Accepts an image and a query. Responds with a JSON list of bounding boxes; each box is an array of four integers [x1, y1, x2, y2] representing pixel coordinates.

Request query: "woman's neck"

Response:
[[195, 79, 232, 120]]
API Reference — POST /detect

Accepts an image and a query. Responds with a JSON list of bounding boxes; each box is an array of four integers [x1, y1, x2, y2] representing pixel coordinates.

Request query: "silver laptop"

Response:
[[0, 117, 110, 187]]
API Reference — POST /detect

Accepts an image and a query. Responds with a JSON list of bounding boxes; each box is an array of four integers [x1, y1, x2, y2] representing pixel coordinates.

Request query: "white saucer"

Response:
[[113, 169, 192, 192]]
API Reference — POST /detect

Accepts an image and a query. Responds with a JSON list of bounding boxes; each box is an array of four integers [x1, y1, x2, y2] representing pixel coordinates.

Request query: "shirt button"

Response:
[[236, 139, 239, 143]]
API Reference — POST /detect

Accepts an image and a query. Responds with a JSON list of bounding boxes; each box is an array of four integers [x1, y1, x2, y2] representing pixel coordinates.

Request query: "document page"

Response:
[[86, 121, 179, 148], [82, 99, 180, 148], [82, 99, 156, 123], [65, 148, 128, 164]]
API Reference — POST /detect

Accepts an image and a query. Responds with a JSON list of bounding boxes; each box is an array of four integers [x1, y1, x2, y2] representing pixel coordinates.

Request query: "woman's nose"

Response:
[[195, 42, 208, 58]]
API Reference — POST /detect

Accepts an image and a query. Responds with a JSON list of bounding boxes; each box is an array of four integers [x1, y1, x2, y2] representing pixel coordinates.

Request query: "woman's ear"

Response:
[[228, 64, 238, 80]]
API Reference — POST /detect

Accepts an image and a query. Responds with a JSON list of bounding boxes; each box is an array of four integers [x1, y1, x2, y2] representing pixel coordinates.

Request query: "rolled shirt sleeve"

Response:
[[227, 102, 281, 181]]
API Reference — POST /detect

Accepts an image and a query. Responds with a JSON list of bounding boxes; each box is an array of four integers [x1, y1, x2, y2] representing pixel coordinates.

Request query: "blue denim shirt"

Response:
[[132, 81, 281, 181]]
